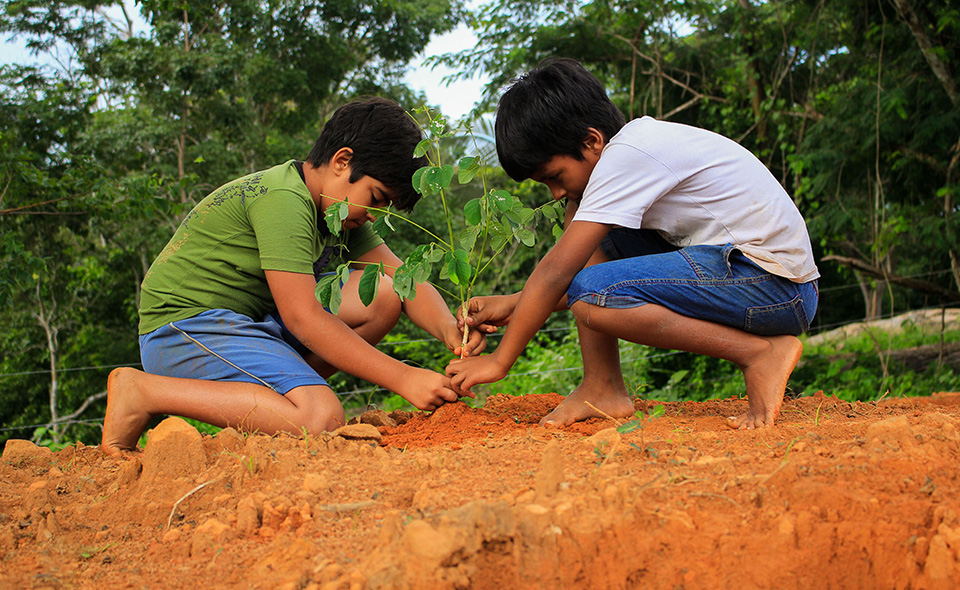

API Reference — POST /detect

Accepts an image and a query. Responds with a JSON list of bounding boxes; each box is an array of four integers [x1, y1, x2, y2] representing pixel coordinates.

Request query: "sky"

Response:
[[1, 15, 488, 122], [404, 24, 488, 121]]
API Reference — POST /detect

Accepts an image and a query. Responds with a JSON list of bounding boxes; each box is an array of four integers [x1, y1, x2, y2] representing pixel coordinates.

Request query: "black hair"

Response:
[[495, 58, 626, 181], [307, 97, 426, 212]]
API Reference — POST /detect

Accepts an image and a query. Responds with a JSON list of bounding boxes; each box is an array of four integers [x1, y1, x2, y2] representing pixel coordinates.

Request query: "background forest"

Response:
[[1, 0, 959, 448]]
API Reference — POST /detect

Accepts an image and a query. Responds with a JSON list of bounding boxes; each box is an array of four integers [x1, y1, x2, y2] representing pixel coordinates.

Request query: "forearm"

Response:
[[287, 304, 414, 392], [402, 281, 459, 343], [489, 221, 611, 368], [491, 261, 571, 369]]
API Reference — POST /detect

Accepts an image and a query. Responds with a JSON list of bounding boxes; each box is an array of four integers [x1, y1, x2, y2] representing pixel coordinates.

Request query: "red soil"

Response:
[[2, 391, 959, 589]]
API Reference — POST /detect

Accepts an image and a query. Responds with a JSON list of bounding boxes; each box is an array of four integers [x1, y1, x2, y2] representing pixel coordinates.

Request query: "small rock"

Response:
[[333, 424, 382, 443], [535, 439, 563, 499], [2, 440, 53, 466], [141, 417, 207, 482], [359, 409, 398, 429]]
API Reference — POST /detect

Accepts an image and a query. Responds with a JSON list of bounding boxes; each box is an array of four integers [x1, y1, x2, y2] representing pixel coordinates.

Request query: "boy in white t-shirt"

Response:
[[446, 58, 819, 429]]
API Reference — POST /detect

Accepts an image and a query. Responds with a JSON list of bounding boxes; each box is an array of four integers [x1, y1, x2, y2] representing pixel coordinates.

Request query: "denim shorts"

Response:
[[139, 309, 327, 394], [567, 228, 818, 336]]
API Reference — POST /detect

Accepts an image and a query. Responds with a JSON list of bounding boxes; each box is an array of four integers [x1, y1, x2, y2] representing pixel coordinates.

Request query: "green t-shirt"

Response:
[[138, 161, 383, 334]]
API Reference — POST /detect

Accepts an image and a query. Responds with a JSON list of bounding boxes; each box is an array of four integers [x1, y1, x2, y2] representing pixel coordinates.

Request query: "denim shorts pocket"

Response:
[[679, 244, 737, 281], [745, 294, 810, 336]]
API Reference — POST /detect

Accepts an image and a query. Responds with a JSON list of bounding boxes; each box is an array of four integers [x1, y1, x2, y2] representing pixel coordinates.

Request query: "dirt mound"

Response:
[[2, 391, 960, 589]]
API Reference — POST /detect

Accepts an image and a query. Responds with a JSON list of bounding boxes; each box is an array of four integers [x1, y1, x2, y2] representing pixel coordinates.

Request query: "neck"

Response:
[[301, 161, 326, 209]]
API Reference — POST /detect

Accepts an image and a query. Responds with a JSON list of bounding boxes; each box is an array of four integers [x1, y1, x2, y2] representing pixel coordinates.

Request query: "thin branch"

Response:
[[823, 255, 960, 302], [54, 390, 108, 424], [166, 479, 221, 530], [0, 195, 78, 215]]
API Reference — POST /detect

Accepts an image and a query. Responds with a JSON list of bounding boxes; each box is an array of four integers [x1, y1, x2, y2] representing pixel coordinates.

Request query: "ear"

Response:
[[582, 127, 606, 156], [330, 147, 354, 175]]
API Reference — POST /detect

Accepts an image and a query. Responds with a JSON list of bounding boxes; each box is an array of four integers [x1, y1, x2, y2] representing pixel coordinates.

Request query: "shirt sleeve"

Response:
[[573, 143, 681, 229], [247, 190, 318, 274], [344, 222, 385, 259]]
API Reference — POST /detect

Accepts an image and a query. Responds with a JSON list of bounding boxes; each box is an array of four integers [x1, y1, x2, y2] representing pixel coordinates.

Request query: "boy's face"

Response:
[[530, 153, 599, 203], [322, 171, 394, 230], [530, 130, 604, 203]]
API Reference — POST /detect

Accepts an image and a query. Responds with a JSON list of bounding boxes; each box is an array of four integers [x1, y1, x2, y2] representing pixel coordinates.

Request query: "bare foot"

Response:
[[101, 367, 152, 456], [540, 382, 635, 427], [726, 335, 803, 430]]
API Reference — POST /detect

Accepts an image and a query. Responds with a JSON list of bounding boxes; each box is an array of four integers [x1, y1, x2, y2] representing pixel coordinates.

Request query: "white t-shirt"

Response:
[[573, 117, 820, 283]]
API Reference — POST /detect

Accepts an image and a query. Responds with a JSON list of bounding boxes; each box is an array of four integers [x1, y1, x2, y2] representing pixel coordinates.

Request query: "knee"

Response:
[[570, 300, 592, 322], [367, 274, 401, 328], [302, 400, 346, 433], [378, 274, 402, 314], [289, 386, 346, 433], [567, 267, 598, 309]]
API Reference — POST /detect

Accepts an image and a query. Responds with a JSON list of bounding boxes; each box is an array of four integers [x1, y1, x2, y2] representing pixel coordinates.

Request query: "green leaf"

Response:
[[424, 244, 445, 263], [489, 219, 510, 251], [413, 138, 432, 158], [372, 213, 396, 238], [458, 225, 481, 251], [412, 166, 427, 194], [463, 198, 482, 225], [324, 201, 349, 234], [490, 189, 512, 212], [358, 263, 382, 306], [517, 227, 536, 247], [419, 166, 448, 196], [458, 156, 479, 183], [315, 273, 343, 315], [446, 249, 472, 285], [552, 224, 564, 241], [438, 164, 455, 189], [337, 264, 351, 288]]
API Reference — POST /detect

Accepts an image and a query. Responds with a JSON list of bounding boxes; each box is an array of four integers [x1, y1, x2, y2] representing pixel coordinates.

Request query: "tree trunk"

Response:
[[856, 274, 885, 321], [890, 0, 959, 107], [33, 280, 63, 445]]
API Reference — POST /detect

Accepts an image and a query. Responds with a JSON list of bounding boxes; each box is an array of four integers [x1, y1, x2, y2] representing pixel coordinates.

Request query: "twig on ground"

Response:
[[689, 492, 741, 507], [167, 479, 221, 530], [316, 500, 376, 513], [584, 402, 624, 426]]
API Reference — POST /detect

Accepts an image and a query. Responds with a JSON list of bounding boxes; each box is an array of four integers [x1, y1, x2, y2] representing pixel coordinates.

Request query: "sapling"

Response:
[[316, 107, 563, 357]]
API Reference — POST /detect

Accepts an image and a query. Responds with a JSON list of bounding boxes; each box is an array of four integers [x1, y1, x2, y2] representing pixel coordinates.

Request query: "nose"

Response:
[[365, 211, 376, 223], [551, 186, 565, 201]]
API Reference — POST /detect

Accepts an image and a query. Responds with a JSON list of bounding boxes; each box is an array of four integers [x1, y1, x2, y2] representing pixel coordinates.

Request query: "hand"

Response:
[[456, 295, 517, 333], [397, 367, 473, 411], [445, 353, 509, 397], [445, 322, 489, 358]]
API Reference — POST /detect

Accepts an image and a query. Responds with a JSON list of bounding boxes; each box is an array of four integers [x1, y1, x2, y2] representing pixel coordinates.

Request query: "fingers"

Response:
[[450, 372, 475, 397], [445, 359, 460, 377], [456, 332, 488, 358], [439, 385, 459, 403]]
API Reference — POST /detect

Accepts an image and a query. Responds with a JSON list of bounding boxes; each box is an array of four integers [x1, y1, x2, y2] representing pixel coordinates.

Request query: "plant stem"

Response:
[[460, 300, 469, 358]]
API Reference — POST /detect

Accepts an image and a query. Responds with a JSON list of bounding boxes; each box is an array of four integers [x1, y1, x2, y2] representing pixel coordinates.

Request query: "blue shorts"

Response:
[[567, 228, 818, 336], [139, 309, 327, 394]]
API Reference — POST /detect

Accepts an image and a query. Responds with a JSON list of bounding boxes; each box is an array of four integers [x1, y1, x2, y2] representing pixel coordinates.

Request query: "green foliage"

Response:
[[616, 404, 665, 435]]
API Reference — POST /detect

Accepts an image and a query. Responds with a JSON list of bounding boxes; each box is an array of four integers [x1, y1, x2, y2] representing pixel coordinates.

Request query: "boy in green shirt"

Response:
[[102, 98, 479, 455]]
